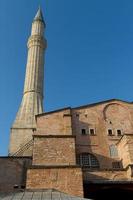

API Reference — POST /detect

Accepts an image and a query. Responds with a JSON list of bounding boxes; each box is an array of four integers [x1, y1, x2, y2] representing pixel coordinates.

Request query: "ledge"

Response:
[[33, 135, 75, 138], [0, 156, 32, 159], [82, 168, 127, 171], [28, 165, 81, 169], [84, 180, 133, 184], [36, 107, 71, 117], [11, 127, 35, 130]]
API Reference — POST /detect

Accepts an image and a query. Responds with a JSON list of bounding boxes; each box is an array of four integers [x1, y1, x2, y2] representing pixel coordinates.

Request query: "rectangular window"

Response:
[[117, 129, 122, 136], [81, 129, 86, 135], [89, 128, 95, 135], [76, 155, 80, 165], [108, 129, 113, 136], [112, 162, 121, 169]]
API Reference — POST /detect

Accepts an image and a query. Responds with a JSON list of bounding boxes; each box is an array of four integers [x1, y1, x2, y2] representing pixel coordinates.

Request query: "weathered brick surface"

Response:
[[32, 136, 76, 165], [0, 157, 31, 192], [31, 100, 133, 185], [7, 99, 133, 195], [36, 109, 72, 135], [72, 100, 133, 170], [26, 167, 83, 197], [83, 170, 128, 182]]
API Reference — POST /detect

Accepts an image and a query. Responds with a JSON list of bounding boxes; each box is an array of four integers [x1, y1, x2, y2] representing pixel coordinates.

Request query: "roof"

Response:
[[73, 99, 132, 110], [36, 107, 71, 118], [0, 189, 90, 200], [34, 7, 45, 25], [36, 99, 132, 117]]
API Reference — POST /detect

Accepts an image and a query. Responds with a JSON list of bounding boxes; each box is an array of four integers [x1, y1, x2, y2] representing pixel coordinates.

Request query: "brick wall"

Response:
[[72, 100, 133, 170], [0, 157, 31, 192], [26, 166, 83, 197], [36, 108, 72, 135], [32, 136, 76, 165]]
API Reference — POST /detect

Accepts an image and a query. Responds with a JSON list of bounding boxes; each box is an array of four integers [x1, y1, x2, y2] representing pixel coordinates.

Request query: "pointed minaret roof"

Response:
[[34, 7, 45, 24]]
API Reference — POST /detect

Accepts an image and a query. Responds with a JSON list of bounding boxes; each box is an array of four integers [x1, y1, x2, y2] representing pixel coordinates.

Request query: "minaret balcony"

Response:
[[28, 35, 47, 49]]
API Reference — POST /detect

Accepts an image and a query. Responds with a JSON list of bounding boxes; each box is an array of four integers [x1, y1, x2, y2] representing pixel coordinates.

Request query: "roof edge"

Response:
[[36, 99, 132, 118], [36, 107, 71, 118], [73, 99, 132, 110]]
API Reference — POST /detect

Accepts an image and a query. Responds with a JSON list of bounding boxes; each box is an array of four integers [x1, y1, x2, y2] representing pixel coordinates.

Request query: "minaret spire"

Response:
[[34, 6, 45, 24], [9, 9, 47, 156]]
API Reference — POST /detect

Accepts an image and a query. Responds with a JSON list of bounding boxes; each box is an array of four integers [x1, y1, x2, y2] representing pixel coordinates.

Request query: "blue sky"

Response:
[[0, 0, 133, 155]]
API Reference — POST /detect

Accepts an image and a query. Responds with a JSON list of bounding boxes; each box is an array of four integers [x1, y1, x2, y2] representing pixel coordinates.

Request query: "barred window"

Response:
[[77, 153, 100, 168], [109, 145, 118, 158], [112, 161, 121, 169]]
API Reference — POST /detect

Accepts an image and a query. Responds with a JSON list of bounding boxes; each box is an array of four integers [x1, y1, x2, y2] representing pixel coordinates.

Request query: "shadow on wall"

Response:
[[84, 183, 133, 200], [72, 116, 123, 170], [0, 157, 32, 192]]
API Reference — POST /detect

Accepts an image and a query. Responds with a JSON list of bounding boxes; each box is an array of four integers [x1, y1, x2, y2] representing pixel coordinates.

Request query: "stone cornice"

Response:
[[33, 134, 75, 138]]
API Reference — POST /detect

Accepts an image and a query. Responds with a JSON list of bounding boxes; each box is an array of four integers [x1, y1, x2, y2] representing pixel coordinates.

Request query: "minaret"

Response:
[[9, 8, 47, 156]]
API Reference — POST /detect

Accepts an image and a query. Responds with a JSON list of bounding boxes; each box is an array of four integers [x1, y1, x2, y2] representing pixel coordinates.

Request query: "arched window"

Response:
[[109, 145, 118, 157], [77, 153, 100, 168]]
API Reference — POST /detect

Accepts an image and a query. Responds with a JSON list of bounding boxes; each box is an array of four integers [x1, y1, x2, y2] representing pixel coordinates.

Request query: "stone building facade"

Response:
[[26, 100, 133, 195], [0, 8, 133, 200]]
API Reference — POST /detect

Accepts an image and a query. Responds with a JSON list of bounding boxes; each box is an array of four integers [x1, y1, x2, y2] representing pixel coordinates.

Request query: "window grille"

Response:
[[77, 153, 100, 168], [112, 161, 121, 169]]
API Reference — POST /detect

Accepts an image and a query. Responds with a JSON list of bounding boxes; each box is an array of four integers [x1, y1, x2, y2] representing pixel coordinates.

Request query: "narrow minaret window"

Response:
[[9, 8, 47, 156]]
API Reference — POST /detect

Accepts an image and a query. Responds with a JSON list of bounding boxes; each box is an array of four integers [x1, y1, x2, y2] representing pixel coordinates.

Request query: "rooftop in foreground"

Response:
[[0, 189, 90, 200]]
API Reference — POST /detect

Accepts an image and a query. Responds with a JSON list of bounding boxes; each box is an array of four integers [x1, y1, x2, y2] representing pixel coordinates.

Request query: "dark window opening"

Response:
[[21, 185, 25, 189], [63, 114, 71, 117], [112, 161, 121, 169], [108, 129, 113, 136], [117, 129, 122, 136], [77, 153, 100, 168], [13, 185, 19, 189], [81, 129, 86, 135], [89, 129, 95, 135]]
